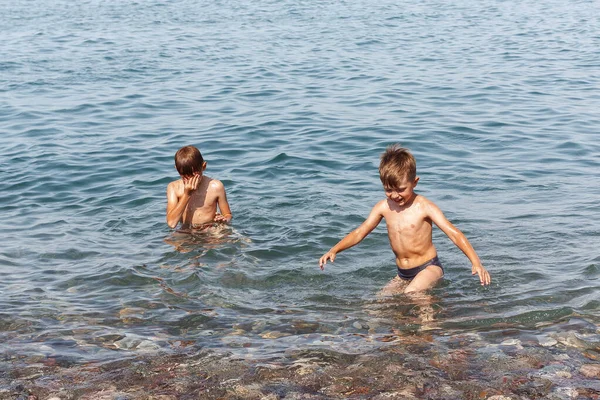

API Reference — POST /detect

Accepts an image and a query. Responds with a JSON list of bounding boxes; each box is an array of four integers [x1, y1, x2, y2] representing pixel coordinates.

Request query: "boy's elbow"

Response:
[[166, 217, 178, 229]]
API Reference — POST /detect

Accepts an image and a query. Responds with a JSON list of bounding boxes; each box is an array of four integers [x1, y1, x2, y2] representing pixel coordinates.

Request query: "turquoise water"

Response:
[[1, 0, 599, 369]]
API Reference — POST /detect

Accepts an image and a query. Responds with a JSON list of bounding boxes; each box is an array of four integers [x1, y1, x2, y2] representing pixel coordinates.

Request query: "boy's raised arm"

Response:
[[166, 176, 200, 228], [319, 202, 385, 270], [425, 200, 491, 286]]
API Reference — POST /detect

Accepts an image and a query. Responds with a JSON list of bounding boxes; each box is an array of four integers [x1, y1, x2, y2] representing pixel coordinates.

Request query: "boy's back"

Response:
[[166, 145, 231, 229], [167, 175, 227, 228]]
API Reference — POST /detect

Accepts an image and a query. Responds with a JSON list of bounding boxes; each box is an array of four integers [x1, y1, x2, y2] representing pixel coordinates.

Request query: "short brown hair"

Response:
[[379, 144, 416, 187], [175, 145, 204, 176]]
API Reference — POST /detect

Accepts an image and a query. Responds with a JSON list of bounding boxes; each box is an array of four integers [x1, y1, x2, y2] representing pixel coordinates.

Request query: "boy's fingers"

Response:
[[481, 271, 490, 285], [319, 259, 325, 270], [319, 254, 332, 269]]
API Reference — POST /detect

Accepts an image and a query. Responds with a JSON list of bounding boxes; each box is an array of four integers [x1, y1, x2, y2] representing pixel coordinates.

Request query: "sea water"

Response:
[[1, 0, 599, 395]]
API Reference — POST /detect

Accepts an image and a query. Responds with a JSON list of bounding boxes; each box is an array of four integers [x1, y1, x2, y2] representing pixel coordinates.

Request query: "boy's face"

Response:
[[383, 175, 419, 207]]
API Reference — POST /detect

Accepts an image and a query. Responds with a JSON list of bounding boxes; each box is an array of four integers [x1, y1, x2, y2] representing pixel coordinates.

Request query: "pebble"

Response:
[[556, 370, 572, 379], [119, 308, 144, 317], [295, 366, 316, 376], [251, 321, 267, 332], [353, 322, 363, 329], [500, 339, 523, 349], [230, 384, 263, 398], [537, 336, 558, 347], [553, 387, 579, 398], [113, 335, 161, 351], [579, 364, 600, 378], [114, 336, 141, 350], [260, 331, 289, 339], [291, 321, 320, 333], [136, 340, 161, 352], [554, 332, 590, 349], [38, 345, 54, 353], [537, 365, 573, 380]]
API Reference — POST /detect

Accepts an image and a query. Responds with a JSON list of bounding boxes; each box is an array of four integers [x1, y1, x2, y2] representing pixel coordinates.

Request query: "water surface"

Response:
[[1, 0, 599, 395]]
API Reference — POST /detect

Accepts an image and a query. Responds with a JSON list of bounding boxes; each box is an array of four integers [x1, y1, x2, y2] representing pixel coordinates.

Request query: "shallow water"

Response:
[[1, 0, 600, 393]]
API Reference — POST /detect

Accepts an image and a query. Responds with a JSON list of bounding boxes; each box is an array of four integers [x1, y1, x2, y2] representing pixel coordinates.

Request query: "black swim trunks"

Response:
[[397, 256, 444, 280]]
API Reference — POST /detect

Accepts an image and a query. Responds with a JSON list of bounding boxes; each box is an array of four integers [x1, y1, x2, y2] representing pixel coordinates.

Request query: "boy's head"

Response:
[[379, 144, 418, 189], [175, 145, 206, 178]]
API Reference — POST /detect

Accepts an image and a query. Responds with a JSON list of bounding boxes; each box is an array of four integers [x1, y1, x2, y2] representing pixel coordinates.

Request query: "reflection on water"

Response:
[[164, 225, 251, 254]]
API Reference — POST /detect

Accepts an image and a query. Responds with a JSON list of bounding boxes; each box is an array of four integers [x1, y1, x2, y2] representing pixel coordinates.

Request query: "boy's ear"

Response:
[[202, 161, 207, 171], [413, 176, 420, 186]]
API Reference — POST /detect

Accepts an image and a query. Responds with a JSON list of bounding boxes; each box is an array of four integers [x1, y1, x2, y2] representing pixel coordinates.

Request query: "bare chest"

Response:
[[383, 209, 431, 237]]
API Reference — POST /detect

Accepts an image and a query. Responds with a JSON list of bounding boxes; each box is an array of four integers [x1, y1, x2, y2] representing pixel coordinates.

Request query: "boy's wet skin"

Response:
[[166, 145, 232, 230], [179, 175, 229, 227], [319, 144, 490, 294]]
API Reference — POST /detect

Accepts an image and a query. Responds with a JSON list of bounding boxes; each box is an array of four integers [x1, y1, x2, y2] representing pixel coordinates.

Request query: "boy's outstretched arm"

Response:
[[212, 180, 232, 223], [319, 202, 384, 270], [426, 200, 491, 286], [166, 175, 200, 228]]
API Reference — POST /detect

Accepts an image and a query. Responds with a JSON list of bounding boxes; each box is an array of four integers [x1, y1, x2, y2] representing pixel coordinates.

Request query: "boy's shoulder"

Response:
[[167, 178, 183, 191], [410, 194, 437, 208], [205, 177, 225, 191], [416, 194, 441, 206], [412, 195, 444, 216]]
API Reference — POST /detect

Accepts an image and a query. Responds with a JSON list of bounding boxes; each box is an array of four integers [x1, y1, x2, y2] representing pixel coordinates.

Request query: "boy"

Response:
[[166, 145, 232, 230], [319, 144, 490, 294]]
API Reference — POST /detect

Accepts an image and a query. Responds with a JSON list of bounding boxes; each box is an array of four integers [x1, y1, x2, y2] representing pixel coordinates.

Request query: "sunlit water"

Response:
[[1, 0, 599, 370]]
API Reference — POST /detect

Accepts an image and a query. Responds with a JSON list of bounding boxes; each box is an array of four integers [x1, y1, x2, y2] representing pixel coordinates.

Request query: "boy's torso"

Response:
[[381, 194, 438, 269], [176, 176, 219, 226]]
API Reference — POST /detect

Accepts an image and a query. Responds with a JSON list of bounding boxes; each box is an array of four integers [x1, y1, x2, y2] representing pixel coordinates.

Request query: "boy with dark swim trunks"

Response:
[[166, 145, 232, 230], [319, 144, 490, 294]]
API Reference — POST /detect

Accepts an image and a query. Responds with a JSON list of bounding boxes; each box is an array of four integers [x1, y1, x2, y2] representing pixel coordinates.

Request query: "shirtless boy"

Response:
[[319, 144, 491, 293], [166, 145, 232, 230]]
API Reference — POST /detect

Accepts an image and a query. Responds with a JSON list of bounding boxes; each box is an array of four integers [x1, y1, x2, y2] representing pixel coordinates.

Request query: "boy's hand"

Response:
[[472, 264, 491, 286], [319, 251, 336, 270], [182, 174, 200, 195], [213, 213, 231, 223]]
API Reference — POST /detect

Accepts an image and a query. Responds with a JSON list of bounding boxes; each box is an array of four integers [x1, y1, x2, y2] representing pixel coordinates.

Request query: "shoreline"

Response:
[[3, 323, 600, 400]]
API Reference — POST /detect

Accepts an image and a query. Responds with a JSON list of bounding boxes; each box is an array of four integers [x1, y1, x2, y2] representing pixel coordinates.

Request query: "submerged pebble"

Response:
[[260, 331, 290, 339], [579, 364, 600, 378], [538, 336, 558, 347]]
